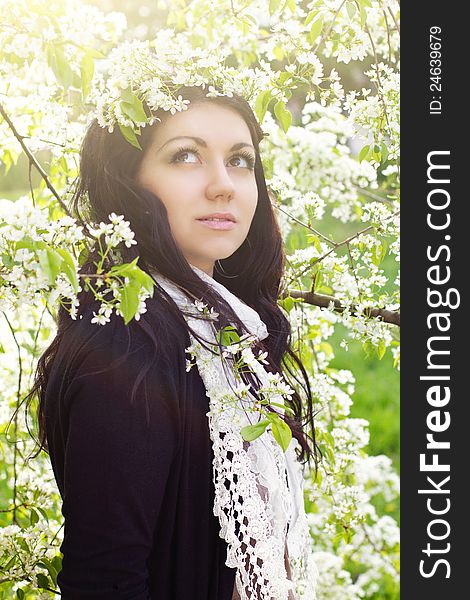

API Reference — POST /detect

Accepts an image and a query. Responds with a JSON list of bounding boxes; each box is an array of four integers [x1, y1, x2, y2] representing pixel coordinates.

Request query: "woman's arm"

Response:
[[55, 331, 179, 599]]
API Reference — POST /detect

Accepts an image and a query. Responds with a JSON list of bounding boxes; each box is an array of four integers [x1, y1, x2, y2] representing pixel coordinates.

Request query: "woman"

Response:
[[31, 85, 319, 599]]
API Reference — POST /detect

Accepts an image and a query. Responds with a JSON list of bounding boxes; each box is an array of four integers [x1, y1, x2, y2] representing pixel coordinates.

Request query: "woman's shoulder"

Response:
[[54, 295, 190, 387]]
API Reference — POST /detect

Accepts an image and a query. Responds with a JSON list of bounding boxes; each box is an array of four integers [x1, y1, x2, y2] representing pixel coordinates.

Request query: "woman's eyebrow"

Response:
[[156, 135, 255, 153]]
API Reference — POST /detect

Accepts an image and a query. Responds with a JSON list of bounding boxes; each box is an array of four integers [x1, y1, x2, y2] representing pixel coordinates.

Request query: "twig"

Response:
[[282, 288, 400, 326], [0, 501, 28, 513], [346, 241, 360, 294], [382, 7, 392, 63], [292, 209, 399, 284], [351, 184, 396, 205], [28, 161, 36, 207], [361, 522, 399, 574], [387, 6, 400, 34], [272, 201, 336, 247], [313, 0, 348, 54], [362, 19, 392, 138], [0, 101, 71, 217]]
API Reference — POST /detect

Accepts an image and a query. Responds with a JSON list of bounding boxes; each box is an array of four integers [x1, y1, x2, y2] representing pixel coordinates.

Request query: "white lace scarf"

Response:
[[152, 264, 317, 600]]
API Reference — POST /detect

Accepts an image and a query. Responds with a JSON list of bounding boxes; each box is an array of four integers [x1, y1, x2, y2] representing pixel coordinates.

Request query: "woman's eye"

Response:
[[229, 154, 255, 170], [230, 156, 247, 167], [173, 147, 199, 164]]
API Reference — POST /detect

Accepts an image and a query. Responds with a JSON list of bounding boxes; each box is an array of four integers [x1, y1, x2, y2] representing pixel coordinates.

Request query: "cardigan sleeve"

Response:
[[54, 322, 181, 599]]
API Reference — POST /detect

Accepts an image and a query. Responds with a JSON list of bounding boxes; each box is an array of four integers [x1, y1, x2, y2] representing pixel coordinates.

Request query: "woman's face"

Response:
[[136, 102, 258, 277]]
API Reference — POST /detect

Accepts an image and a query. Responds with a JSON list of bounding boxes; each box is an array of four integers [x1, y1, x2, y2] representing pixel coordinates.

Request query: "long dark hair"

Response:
[[26, 85, 319, 469]]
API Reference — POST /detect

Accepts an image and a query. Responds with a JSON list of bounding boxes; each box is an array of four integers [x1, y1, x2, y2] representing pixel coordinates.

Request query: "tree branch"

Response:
[[0, 101, 72, 217], [313, 0, 348, 55], [283, 288, 400, 326], [387, 6, 400, 34], [351, 183, 397, 205], [272, 200, 336, 247], [361, 18, 393, 139]]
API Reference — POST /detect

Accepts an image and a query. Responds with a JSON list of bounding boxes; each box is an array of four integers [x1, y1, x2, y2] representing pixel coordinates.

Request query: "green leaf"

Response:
[[243, 13, 258, 25], [286, 0, 296, 14], [321, 442, 335, 465], [14, 237, 35, 251], [18, 537, 30, 553], [304, 9, 319, 26], [120, 90, 148, 123], [78, 246, 89, 266], [37, 558, 59, 586], [278, 71, 293, 85], [80, 51, 95, 100], [4, 554, 17, 570], [359, 5, 368, 26], [308, 16, 324, 45], [310, 235, 322, 253], [314, 269, 323, 291], [362, 339, 375, 359], [109, 256, 139, 277], [272, 44, 284, 61], [216, 325, 240, 347], [377, 338, 387, 359], [371, 144, 382, 162], [269, 401, 295, 416], [37, 573, 51, 590], [36, 506, 49, 522], [16, 590, 25, 600], [119, 280, 141, 324], [51, 554, 62, 575], [55, 248, 79, 293], [358, 144, 370, 162], [2, 148, 12, 175], [273, 100, 292, 133], [346, 1, 356, 19], [269, 0, 282, 15], [132, 267, 155, 296], [38, 248, 63, 285], [313, 466, 322, 487], [118, 123, 142, 150], [241, 419, 270, 442], [1, 252, 14, 268], [254, 89, 272, 123], [319, 341, 333, 356], [281, 296, 294, 313], [268, 413, 292, 452], [47, 44, 74, 90], [393, 350, 400, 368], [381, 142, 389, 164], [371, 240, 388, 266], [30, 508, 39, 525]]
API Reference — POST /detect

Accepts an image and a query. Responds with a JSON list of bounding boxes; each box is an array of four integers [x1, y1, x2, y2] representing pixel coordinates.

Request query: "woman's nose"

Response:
[[205, 161, 236, 200]]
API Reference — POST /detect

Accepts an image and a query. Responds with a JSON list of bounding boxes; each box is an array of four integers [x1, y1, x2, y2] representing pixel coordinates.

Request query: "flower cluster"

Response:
[[263, 105, 378, 226], [0, 199, 152, 325]]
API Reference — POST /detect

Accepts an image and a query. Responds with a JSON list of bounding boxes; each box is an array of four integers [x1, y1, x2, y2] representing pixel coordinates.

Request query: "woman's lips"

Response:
[[196, 219, 236, 230]]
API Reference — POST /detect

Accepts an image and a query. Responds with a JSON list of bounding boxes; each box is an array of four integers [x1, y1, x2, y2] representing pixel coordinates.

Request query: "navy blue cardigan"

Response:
[[45, 304, 236, 599]]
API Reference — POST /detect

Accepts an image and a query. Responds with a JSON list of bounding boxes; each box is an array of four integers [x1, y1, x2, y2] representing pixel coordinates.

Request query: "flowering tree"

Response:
[[0, 0, 400, 597]]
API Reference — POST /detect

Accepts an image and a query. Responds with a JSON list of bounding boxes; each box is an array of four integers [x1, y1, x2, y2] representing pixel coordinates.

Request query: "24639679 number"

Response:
[[429, 26, 442, 115]]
